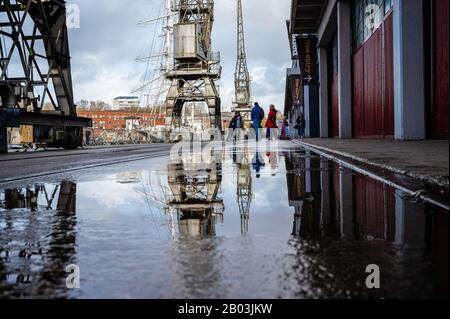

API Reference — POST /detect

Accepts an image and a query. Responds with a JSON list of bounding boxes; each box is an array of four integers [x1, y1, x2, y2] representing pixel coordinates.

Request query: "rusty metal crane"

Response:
[[0, 0, 90, 153], [167, 155, 224, 237], [164, 0, 222, 138]]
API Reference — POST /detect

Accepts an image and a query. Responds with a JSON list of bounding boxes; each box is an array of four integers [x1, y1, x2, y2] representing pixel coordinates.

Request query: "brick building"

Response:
[[77, 110, 165, 144], [77, 110, 165, 131]]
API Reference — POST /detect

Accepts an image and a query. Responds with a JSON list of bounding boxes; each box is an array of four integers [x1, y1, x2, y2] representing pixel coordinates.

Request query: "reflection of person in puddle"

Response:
[[266, 152, 278, 176], [252, 152, 265, 178], [232, 146, 244, 165]]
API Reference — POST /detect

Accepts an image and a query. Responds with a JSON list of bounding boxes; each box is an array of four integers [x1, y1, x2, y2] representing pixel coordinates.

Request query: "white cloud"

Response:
[[69, 0, 291, 109], [73, 62, 137, 103], [78, 179, 147, 210], [251, 65, 268, 85]]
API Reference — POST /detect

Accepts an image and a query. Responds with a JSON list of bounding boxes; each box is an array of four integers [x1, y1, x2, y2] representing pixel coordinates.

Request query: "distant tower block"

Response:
[[165, 0, 222, 132]]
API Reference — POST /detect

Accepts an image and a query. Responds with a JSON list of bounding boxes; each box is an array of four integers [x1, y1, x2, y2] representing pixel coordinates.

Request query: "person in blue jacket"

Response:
[[251, 102, 265, 141]]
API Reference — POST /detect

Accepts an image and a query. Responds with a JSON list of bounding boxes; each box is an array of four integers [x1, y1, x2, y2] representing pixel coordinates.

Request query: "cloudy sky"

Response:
[[68, 0, 291, 111]]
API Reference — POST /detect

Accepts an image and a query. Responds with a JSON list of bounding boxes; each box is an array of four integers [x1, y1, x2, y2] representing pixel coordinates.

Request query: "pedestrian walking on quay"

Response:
[[265, 104, 278, 140], [229, 112, 244, 141], [295, 113, 305, 138], [229, 112, 244, 130], [251, 102, 265, 141], [281, 117, 290, 140]]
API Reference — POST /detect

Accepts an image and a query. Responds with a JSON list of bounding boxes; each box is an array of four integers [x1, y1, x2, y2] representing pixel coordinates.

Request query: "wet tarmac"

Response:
[[0, 145, 448, 299]]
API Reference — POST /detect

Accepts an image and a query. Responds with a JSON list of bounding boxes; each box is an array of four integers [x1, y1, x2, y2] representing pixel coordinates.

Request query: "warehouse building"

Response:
[[286, 0, 448, 140]]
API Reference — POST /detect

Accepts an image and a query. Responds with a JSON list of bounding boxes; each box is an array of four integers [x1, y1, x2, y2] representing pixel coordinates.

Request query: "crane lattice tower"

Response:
[[165, 0, 222, 133], [234, 0, 251, 112], [0, 0, 74, 115]]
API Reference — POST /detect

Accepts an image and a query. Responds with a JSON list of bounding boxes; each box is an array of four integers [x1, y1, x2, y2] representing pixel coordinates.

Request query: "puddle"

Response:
[[0, 146, 448, 299]]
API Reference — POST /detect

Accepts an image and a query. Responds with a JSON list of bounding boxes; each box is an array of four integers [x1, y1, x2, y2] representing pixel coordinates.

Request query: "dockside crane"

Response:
[[0, 0, 90, 153], [233, 0, 252, 125], [164, 0, 222, 138]]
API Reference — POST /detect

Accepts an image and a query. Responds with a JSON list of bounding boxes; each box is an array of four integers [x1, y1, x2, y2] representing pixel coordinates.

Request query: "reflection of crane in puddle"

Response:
[[167, 154, 224, 237], [134, 153, 224, 239], [0, 182, 77, 295], [233, 147, 253, 235], [116, 172, 181, 239], [0, 183, 74, 212]]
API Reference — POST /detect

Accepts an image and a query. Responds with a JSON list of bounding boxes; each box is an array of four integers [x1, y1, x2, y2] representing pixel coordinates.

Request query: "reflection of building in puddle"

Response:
[[116, 172, 141, 184], [285, 151, 449, 297], [285, 150, 448, 242], [167, 153, 224, 237], [285, 150, 321, 237], [0, 182, 77, 297]]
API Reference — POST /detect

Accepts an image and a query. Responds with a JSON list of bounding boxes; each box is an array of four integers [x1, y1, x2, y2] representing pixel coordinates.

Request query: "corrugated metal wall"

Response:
[[352, 13, 394, 139], [433, 0, 449, 139]]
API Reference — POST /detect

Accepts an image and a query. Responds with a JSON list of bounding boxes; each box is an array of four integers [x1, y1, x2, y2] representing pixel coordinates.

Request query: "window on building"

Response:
[[353, 0, 394, 49]]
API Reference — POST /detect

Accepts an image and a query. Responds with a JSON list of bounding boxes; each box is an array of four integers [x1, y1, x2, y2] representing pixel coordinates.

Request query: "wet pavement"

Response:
[[0, 145, 448, 299], [294, 139, 450, 187]]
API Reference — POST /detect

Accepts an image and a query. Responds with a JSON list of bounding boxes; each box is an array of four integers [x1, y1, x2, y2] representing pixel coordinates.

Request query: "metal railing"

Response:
[[173, 1, 213, 12], [168, 61, 221, 78]]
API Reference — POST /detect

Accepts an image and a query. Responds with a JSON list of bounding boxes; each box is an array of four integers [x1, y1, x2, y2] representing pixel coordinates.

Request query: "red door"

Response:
[[433, 0, 449, 139], [383, 14, 395, 138], [352, 13, 394, 139], [353, 47, 365, 137]]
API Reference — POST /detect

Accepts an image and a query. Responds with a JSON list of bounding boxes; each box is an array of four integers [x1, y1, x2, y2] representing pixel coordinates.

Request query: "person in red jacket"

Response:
[[265, 104, 278, 140]]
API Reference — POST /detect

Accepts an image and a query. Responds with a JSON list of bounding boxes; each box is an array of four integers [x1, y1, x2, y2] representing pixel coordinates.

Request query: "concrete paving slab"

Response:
[[293, 138, 449, 187]]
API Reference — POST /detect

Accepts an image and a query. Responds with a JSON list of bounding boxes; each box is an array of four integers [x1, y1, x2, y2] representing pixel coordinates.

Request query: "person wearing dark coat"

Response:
[[229, 112, 243, 130], [296, 113, 306, 138]]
